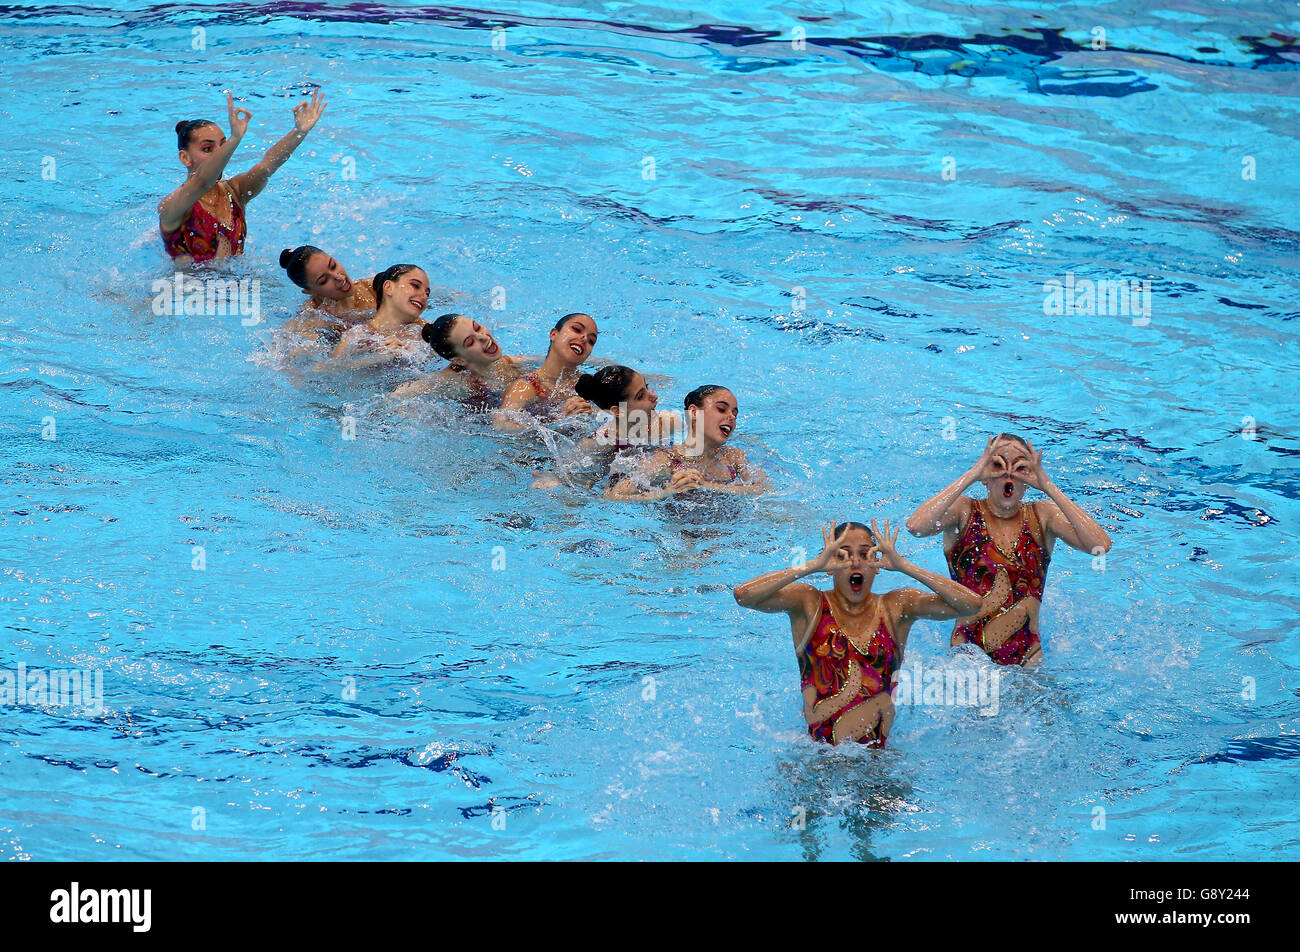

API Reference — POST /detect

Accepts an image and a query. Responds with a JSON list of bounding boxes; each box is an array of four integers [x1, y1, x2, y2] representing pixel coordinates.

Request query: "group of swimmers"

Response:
[[158, 88, 1114, 750]]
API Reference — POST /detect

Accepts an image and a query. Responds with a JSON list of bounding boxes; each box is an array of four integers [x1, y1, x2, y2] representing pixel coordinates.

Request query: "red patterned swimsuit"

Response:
[[798, 594, 900, 747], [946, 499, 1050, 665], [161, 181, 246, 262]]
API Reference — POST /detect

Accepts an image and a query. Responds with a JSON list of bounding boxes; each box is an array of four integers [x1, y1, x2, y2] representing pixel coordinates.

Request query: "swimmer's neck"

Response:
[[369, 306, 421, 333], [532, 356, 579, 386], [829, 588, 878, 618], [983, 497, 1024, 522]]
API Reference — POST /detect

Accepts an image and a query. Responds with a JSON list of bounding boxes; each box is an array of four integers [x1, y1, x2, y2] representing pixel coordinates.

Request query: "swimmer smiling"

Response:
[[279, 245, 376, 343], [605, 385, 766, 499], [493, 313, 599, 430], [392, 313, 526, 402], [906, 434, 1112, 666], [325, 264, 430, 365], [159, 89, 327, 263], [734, 521, 982, 747]]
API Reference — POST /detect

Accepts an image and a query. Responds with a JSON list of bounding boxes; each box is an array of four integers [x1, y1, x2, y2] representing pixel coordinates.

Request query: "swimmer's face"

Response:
[[829, 528, 878, 604], [614, 372, 658, 419], [303, 253, 354, 300], [450, 316, 502, 369], [179, 123, 225, 173], [383, 269, 430, 321], [689, 389, 738, 446], [983, 438, 1030, 513], [549, 314, 598, 366]]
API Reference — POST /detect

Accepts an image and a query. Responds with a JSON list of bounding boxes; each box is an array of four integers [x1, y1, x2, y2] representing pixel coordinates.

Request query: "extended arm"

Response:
[[158, 93, 249, 232], [229, 88, 327, 203]]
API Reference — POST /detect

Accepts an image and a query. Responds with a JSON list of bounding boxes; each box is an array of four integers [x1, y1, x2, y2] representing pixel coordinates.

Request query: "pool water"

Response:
[[1, 0, 1297, 860]]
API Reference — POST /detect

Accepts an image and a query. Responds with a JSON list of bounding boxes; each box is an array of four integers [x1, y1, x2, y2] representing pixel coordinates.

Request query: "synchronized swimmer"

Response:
[[160, 87, 1115, 749]]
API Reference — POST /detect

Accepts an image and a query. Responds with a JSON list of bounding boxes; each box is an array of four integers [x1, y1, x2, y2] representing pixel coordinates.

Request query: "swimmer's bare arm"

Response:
[[603, 452, 701, 501], [492, 378, 537, 431], [733, 523, 850, 652], [229, 88, 326, 204], [391, 370, 456, 400], [906, 436, 1006, 537], [870, 519, 982, 616], [1015, 442, 1112, 555], [709, 450, 769, 495], [159, 92, 249, 232]]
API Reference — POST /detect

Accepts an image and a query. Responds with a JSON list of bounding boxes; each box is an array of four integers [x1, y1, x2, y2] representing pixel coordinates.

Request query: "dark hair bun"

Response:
[[574, 373, 597, 402], [279, 249, 294, 269], [421, 323, 438, 345], [175, 120, 188, 135]]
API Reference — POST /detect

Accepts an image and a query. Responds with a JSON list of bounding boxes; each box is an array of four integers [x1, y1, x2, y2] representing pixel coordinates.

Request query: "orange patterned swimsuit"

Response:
[[798, 594, 899, 747], [946, 499, 1050, 665]]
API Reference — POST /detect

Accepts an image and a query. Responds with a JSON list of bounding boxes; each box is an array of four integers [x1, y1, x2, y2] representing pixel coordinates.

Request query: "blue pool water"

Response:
[[1, 0, 1298, 860]]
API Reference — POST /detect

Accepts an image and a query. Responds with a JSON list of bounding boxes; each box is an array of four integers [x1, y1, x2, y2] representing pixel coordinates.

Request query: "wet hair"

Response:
[[553, 312, 591, 332], [684, 385, 730, 411], [372, 264, 421, 309], [422, 313, 465, 361], [175, 119, 217, 150], [833, 521, 878, 545], [575, 365, 637, 410], [995, 432, 1031, 452], [279, 245, 325, 290]]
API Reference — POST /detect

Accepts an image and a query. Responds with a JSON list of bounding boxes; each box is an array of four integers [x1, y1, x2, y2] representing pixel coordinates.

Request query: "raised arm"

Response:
[[229, 88, 327, 204], [733, 523, 848, 614], [905, 436, 1002, 537], [871, 519, 982, 616], [1015, 441, 1112, 555], [158, 92, 250, 232]]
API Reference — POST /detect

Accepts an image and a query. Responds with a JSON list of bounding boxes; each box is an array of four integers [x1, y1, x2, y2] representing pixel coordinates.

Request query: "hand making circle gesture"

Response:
[[292, 87, 327, 135]]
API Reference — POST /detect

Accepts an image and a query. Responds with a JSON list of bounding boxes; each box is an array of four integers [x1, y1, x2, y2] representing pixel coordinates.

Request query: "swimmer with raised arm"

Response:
[[734, 521, 982, 747], [391, 313, 527, 402], [324, 264, 430, 365], [160, 89, 326, 263], [605, 385, 766, 500], [906, 434, 1112, 666], [492, 313, 598, 431]]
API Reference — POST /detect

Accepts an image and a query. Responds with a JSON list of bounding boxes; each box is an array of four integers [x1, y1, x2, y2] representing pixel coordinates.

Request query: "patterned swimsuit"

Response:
[[161, 181, 247, 262], [946, 499, 1050, 665], [799, 594, 900, 747]]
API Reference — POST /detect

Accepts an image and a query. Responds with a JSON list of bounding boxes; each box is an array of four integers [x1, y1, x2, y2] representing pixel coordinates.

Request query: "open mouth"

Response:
[[339, 278, 352, 293], [1002, 480, 1016, 498], [849, 572, 864, 594], [568, 342, 584, 358], [484, 340, 499, 356], [718, 423, 733, 438]]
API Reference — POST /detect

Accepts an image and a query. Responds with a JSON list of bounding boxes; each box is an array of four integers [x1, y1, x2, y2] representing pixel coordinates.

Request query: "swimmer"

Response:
[[279, 245, 375, 345], [734, 521, 982, 747], [577, 365, 682, 455], [605, 385, 766, 500], [492, 313, 599, 431], [906, 434, 1112, 666], [160, 89, 327, 263], [531, 365, 684, 490], [324, 264, 430, 365], [391, 313, 526, 402]]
